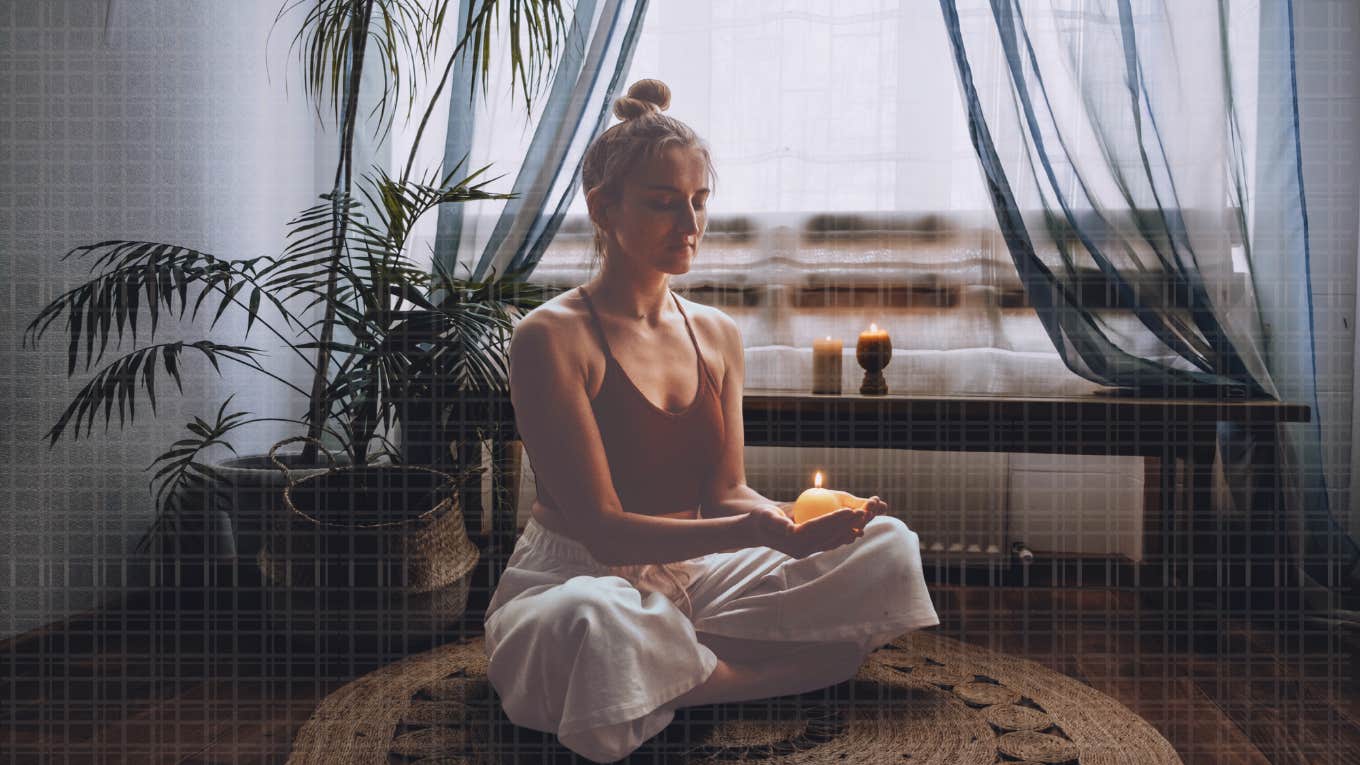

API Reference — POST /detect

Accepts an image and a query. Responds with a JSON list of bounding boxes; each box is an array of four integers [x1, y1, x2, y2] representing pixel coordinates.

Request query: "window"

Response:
[[392, 0, 1260, 382]]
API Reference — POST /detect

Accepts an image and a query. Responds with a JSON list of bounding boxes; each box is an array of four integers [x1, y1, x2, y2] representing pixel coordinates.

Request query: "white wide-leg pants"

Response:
[[483, 513, 939, 763]]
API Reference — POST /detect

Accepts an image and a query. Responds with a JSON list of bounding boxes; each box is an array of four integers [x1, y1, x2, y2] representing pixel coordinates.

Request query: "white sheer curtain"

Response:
[[622, 1, 988, 214]]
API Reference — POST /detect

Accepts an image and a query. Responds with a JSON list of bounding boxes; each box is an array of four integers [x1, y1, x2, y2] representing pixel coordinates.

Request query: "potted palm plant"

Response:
[[23, 0, 565, 609]]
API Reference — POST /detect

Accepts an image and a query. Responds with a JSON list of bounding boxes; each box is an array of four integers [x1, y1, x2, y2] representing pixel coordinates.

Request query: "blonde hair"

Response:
[[581, 79, 715, 272]]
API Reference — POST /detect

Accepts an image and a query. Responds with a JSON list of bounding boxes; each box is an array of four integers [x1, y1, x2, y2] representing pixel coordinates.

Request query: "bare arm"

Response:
[[696, 311, 879, 553], [698, 312, 789, 519], [510, 313, 758, 567]]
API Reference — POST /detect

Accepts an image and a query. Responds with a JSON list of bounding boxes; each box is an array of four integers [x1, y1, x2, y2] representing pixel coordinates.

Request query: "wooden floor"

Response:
[[3, 561, 1358, 764]]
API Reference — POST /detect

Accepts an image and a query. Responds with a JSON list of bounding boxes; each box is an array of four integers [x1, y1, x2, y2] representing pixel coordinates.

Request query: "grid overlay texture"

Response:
[[2, 0, 1358, 762]]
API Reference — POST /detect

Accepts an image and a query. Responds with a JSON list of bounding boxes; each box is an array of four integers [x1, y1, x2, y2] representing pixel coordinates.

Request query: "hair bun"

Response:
[[612, 79, 671, 121]]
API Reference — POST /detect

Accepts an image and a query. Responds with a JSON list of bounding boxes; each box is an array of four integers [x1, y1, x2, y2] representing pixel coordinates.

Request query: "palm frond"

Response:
[[24, 242, 295, 374], [44, 341, 267, 445], [354, 164, 509, 258], [137, 395, 250, 553], [281, 0, 454, 145], [452, 1, 568, 110], [267, 195, 377, 307]]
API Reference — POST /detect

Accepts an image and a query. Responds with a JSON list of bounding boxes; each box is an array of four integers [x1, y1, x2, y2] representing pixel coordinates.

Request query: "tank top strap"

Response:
[[576, 286, 616, 363], [670, 291, 720, 393], [579, 285, 719, 394]]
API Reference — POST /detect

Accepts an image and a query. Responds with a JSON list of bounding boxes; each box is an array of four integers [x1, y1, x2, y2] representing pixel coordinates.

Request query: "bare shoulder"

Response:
[[510, 287, 600, 381], [677, 294, 742, 391], [515, 287, 591, 344], [517, 288, 583, 330], [679, 294, 740, 351]]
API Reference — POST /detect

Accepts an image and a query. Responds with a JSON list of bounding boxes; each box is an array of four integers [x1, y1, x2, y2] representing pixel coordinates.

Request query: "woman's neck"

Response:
[[584, 271, 672, 323]]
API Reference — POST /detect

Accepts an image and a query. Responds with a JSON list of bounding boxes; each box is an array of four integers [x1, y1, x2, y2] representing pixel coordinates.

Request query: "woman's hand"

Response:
[[741, 496, 885, 558], [743, 505, 866, 559], [779, 507, 870, 558], [857, 495, 887, 525], [833, 491, 886, 524], [741, 504, 796, 549]]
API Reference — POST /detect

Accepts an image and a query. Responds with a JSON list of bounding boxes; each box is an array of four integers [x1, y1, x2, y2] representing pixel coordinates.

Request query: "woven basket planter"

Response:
[[257, 437, 480, 644]]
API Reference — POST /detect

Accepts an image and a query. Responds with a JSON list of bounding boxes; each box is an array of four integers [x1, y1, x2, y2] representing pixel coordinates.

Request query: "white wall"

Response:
[[0, 0, 322, 640]]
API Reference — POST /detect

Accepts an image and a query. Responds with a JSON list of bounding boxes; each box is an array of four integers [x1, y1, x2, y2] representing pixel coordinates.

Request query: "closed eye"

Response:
[[647, 197, 706, 212]]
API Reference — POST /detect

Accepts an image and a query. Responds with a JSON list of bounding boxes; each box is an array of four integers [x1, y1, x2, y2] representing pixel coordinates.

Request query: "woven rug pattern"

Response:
[[288, 632, 1181, 764]]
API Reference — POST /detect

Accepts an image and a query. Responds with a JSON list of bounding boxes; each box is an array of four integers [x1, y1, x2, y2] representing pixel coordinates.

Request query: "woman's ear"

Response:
[[586, 187, 611, 232]]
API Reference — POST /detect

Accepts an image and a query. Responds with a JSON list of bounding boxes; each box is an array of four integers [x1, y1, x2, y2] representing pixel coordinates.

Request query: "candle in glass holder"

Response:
[[856, 323, 893, 395], [811, 336, 843, 394], [791, 471, 869, 524]]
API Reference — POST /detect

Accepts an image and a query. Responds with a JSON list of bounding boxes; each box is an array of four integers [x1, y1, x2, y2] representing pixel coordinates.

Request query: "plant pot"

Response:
[[143, 504, 238, 607], [396, 398, 453, 471], [141, 445, 353, 615], [211, 449, 351, 569], [257, 437, 480, 649]]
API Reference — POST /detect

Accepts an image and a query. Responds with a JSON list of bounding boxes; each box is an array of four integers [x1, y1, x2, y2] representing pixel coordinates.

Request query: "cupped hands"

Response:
[[744, 496, 888, 559]]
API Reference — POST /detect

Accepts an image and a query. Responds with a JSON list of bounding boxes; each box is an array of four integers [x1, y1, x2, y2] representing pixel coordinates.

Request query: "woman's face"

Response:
[[593, 145, 710, 274]]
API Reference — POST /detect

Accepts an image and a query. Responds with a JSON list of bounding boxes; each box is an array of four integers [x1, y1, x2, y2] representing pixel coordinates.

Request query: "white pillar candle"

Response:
[[811, 336, 843, 394]]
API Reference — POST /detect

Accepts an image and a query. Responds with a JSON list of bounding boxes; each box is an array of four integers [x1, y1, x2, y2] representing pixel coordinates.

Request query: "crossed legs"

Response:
[[663, 633, 864, 710]]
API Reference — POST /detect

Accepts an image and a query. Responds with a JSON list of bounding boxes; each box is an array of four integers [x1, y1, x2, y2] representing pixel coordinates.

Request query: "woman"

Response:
[[484, 79, 938, 763]]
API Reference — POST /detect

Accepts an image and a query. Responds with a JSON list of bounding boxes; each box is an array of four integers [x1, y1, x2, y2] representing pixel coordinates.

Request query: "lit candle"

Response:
[[858, 323, 890, 343], [791, 471, 869, 524], [856, 323, 893, 395], [811, 336, 843, 394]]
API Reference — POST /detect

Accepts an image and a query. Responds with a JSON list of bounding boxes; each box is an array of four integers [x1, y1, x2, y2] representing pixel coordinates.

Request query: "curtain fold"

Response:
[[938, 0, 1356, 590], [937, 0, 1270, 399], [431, 0, 650, 283]]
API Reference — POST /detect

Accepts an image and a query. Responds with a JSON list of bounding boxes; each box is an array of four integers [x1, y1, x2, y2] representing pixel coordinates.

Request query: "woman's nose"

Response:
[[676, 204, 700, 236]]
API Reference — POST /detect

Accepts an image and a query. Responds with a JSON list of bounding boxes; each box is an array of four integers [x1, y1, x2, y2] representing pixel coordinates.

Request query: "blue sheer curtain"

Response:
[[1245, 0, 1355, 594], [937, 0, 1355, 593], [937, 0, 1273, 398], [432, 0, 650, 283]]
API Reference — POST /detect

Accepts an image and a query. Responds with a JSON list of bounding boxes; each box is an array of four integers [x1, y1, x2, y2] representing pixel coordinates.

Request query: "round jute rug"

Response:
[[287, 632, 1180, 764]]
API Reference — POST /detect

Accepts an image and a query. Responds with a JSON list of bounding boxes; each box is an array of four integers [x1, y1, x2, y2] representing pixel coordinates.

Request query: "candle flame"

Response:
[[825, 335, 831, 341], [869, 323, 879, 332], [814, 471, 823, 488]]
